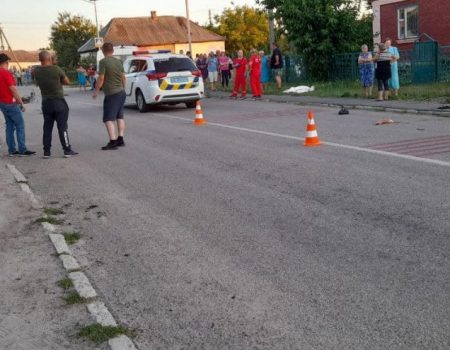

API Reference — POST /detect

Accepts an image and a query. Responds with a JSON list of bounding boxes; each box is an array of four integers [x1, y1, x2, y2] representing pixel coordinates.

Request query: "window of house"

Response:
[[398, 5, 418, 39]]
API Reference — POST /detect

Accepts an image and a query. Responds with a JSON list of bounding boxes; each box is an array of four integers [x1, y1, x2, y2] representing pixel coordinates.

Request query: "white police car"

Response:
[[123, 50, 204, 112]]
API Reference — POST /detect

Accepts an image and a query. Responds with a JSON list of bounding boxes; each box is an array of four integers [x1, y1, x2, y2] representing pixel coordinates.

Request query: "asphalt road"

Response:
[[8, 87, 450, 349]]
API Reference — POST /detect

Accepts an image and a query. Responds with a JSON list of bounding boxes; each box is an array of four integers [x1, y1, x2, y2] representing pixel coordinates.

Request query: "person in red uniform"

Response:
[[248, 48, 262, 99], [230, 50, 247, 99]]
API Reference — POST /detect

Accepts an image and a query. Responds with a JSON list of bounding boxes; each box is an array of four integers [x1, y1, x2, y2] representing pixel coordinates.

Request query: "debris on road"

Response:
[[338, 106, 349, 115], [375, 118, 395, 126]]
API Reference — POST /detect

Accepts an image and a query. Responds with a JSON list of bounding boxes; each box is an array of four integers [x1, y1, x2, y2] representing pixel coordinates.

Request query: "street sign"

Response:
[[94, 37, 104, 48]]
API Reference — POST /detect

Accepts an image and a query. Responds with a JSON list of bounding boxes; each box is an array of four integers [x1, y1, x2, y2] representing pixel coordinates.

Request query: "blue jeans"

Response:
[[0, 103, 27, 154]]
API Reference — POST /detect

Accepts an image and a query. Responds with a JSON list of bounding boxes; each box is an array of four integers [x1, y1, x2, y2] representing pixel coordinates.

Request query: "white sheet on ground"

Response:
[[283, 86, 315, 94]]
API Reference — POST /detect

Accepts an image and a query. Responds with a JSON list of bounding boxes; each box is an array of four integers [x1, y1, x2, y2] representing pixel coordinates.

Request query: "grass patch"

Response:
[[64, 232, 81, 245], [300, 80, 450, 101], [36, 216, 64, 225], [78, 324, 134, 344], [57, 278, 73, 290], [63, 291, 87, 305], [44, 207, 65, 216]]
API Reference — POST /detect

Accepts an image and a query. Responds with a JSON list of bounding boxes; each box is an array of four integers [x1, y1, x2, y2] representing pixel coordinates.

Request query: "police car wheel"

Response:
[[185, 101, 197, 109], [136, 90, 150, 113]]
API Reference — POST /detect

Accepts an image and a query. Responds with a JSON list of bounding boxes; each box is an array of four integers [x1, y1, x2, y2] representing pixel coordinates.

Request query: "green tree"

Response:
[[207, 6, 269, 55], [50, 12, 96, 69], [261, 0, 373, 80]]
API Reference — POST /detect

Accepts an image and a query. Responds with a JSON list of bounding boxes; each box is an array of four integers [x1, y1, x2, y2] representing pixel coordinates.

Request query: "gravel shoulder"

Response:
[[0, 161, 104, 350]]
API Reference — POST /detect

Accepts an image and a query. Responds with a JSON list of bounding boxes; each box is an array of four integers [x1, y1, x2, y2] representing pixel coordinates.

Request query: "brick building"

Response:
[[370, 0, 450, 49]]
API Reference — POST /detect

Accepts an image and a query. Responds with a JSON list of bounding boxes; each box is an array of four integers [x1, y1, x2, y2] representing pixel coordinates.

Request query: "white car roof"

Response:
[[125, 53, 189, 61]]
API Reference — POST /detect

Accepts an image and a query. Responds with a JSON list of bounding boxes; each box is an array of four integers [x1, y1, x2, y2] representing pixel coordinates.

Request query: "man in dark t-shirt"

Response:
[[270, 42, 283, 89], [34, 51, 77, 158]]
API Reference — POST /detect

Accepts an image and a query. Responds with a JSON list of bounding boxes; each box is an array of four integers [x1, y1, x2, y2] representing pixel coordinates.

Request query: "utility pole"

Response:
[[208, 9, 213, 27], [185, 0, 192, 54], [91, 0, 99, 38], [83, 0, 103, 47], [90, 0, 103, 48], [0, 24, 22, 70]]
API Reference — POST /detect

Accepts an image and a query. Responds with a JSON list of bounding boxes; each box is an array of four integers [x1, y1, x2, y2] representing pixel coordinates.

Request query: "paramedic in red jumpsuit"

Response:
[[230, 50, 247, 99], [249, 48, 262, 99]]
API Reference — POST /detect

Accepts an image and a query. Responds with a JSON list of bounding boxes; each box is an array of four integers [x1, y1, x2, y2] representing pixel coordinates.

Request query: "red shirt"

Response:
[[233, 57, 247, 77], [249, 54, 261, 74], [0, 68, 15, 104]]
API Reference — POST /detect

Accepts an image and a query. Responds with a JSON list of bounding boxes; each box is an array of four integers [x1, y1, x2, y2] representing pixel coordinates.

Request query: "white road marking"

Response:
[[151, 112, 450, 167]]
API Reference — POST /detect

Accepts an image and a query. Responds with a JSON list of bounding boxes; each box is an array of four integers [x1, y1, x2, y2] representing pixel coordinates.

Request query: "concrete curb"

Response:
[[208, 92, 450, 117], [48, 233, 71, 255], [19, 183, 42, 209], [59, 254, 81, 272], [5, 163, 42, 209], [86, 302, 117, 327], [108, 335, 137, 350], [6, 163, 28, 183], [41, 222, 56, 232], [68, 271, 98, 299], [5, 163, 139, 350]]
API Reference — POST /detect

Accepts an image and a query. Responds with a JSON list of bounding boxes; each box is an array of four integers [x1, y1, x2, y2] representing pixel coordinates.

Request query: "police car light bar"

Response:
[[132, 50, 172, 55]]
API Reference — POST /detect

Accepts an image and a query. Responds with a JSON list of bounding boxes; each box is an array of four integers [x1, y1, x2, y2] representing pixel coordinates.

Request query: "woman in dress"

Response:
[[385, 38, 400, 96], [218, 51, 231, 89], [358, 44, 374, 98], [206, 51, 219, 91], [259, 50, 269, 92], [373, 43, 395, 101], [76, 64, 87, 92]]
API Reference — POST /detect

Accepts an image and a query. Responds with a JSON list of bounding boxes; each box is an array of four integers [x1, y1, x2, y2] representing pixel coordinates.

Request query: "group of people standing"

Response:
[[195, 42, 283, 99], [7, 66, 34, 86], [358, 38, 400, 101], [76, 63, 97, 92], [0, 42, 127, 158]]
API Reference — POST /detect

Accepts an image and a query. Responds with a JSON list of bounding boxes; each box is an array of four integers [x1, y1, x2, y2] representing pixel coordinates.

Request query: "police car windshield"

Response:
[[154, 57, 197, 73]]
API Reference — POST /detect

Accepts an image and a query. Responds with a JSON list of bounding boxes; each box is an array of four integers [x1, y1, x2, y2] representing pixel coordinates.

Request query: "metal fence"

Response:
[[330, 44, 450, 84], [281, 55, 307, 84], [439, 45, 450, 82]]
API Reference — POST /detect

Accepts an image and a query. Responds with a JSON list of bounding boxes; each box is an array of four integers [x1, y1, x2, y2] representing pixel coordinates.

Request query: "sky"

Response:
[[1, 0, 256, 51]]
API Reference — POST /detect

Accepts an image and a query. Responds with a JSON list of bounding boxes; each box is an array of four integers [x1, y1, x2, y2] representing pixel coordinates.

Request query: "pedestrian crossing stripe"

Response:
[[158, 77, 199, 91]]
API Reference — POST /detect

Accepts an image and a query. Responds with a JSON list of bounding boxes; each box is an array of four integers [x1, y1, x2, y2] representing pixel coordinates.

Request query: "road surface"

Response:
[[8, 88, 450, 349]]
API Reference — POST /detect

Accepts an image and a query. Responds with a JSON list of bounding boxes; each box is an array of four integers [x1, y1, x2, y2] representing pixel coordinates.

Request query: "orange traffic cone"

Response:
[[304, 111, 321, 146], [193, 101, 206, 125]]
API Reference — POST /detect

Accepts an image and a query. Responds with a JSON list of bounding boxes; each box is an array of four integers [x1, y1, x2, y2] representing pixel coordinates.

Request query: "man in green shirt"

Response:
[[93, 42, 126, 150], [34, 51, 78, 158]]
